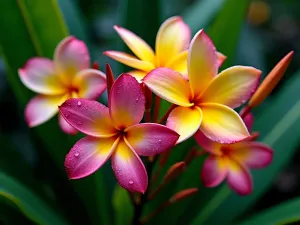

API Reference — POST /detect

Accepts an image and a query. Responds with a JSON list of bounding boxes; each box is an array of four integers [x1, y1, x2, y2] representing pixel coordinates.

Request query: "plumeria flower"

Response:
[[143, 29, 261, 144], [195, 112, 273, 195], [18, 36, 106, 134], [59, 74, 179, 193], [104, 16, 226, 82]]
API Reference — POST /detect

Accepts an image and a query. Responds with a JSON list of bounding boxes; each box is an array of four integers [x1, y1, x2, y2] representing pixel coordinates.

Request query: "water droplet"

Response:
[[74, 152, 79, 157], [129, 180, 134, 185], [135, 98, 139, 101], [77, 121, 82, 125], [77, 101, 82, 106], [158, 139, 162, 143], [64, 113, 69, 118]]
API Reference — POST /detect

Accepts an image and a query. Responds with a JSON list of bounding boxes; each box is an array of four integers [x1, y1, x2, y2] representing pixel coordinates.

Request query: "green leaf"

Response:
[[122, 0, 160, 47], [57, 0, 97, 59], [189, 71, 300, 225], [112, 185, 134, 225], [0, 172, 68, 225], [208, 0, 249, 68], [0, 1, 108, 224], [182, 0, 226, 34], [17, 0, 68, 58], [238, 198, 300, 225]]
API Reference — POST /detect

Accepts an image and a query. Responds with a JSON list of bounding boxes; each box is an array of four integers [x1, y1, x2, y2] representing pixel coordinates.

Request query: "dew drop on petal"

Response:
[[77, 101, 82, 106], [74, 152, 79, 157], [129, 180, 134, 185], [158, 139, 162, 143]]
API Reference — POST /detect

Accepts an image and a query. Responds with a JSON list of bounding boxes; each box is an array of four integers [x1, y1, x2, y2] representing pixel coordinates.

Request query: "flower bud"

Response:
[[249, 51, 293, 108]]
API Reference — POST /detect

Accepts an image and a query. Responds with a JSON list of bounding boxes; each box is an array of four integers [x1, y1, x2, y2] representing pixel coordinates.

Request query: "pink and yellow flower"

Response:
[[195, 113, 273, 195], [59, 74, 179, 193], [104, 16, 226, 81], [143, 30, 261, 144], [19, 36, 106, 134]]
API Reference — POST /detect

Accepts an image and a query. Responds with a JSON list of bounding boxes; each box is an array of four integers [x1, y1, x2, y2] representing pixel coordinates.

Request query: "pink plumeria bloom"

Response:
[[195, 113, 273, 195], [18, 36, 106, 134], [143, 30, 261, 144], [59, 74, 179, 193], [104, 16, 226, 82]]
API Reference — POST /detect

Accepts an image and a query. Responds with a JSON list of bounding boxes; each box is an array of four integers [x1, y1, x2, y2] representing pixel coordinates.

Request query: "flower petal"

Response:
[[227, 159, 252, 195], [18, 58, 65, 95], [200, 66, 261, 108], [54, 36, 90, 84], [194, 130, 222, 155], [58, 114, 78, 135], [230, 142, 273, 168], [143, 68, 192, 107], [166, 106, 202, 143], [25, 94, 67, 127], [104, 51, 155, 71], [109, 74, 145, 129], [128, 70, 147, 83], [65, 136, 119, 179], [59, 98, 117, 137], [217, 52, 226, 67], [188, 30, 218, 98], [156, 16, 191, 66], [125, 123, 179, 156], [165, 50, 188, 76], [111, 139, 148, 193], [73, 69, 107, 99], [201, 155, 228, 187], [114, 25, 155, 63], [200, 103, 249, 144]]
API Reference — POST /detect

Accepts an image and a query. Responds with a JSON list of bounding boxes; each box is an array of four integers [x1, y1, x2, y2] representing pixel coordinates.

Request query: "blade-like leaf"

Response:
[[112, 185, 134, 225], [0, 172, 68, 225], [189, 71, 300, 225], [238, 198, 300, 225], [208, 0, 249, 68], [0, 1, 108, 224], [182, 0, 226, 34]]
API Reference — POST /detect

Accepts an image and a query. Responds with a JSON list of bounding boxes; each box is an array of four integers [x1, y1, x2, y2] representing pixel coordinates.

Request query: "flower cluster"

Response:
[[19, 16, 293, 196], [19, 36, 106, 134]]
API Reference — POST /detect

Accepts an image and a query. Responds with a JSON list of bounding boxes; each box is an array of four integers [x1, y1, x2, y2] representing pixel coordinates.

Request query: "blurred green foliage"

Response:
[[0, 0, 300, 224]]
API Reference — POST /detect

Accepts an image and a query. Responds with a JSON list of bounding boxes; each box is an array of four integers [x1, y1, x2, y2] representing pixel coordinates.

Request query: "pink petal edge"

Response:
[[124, 123, 179, 156]]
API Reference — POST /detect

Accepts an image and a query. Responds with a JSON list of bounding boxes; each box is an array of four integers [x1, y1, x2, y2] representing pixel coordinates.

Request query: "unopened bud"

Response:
[[92, 62, 100, 70], [244, 132, 260, 142], [169, 188, 198, 204], [184, 147, 198, 165], [162, 161, 185, 184], [105, 64, 115, 95], [249, 51, 293, 108], [159, 149, 171, 167]]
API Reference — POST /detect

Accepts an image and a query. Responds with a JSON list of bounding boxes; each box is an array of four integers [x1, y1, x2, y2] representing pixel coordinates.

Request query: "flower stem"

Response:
[[132, 156, 157, 224], [140, 188, 198, 224], [140, 201, 169, 224], [144, 86, 153, 122], [153, 95, 161, 122], [158, 104, 176, 124], [240, 105, 252, 119], [150, 149, 171, 190]]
